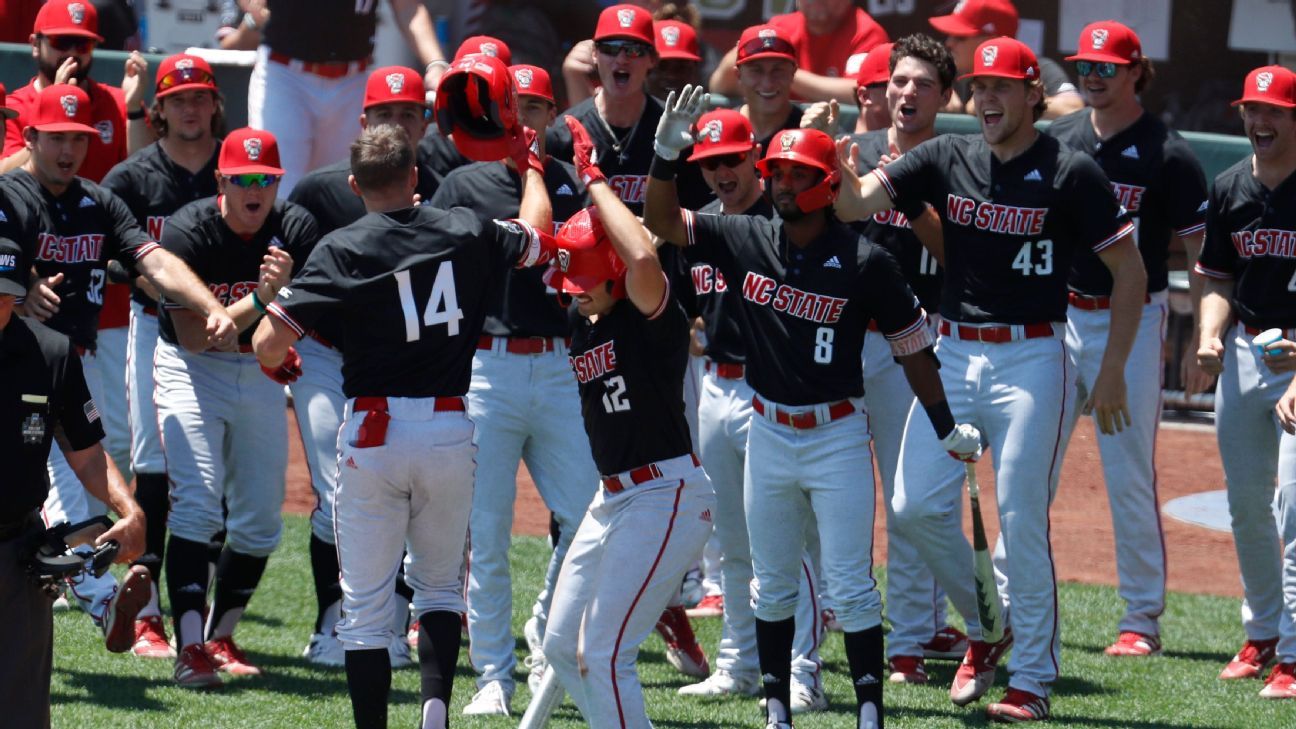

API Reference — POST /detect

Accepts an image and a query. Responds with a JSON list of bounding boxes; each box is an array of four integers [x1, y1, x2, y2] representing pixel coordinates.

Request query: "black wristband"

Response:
[[649, 154, 678, 181], [127, 106, 146, 121], [924, 400, 956, 441]]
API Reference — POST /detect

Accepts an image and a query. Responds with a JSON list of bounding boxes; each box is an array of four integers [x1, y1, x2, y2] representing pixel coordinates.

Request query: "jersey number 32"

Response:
[[394, 262, 464, 341]]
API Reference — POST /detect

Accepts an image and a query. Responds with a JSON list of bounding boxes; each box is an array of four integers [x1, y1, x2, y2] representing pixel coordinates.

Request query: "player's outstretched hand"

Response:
[[566, 117, 605, 186], [260, 345, 303, 384], [1261, 339, 1296, 374], [1278, 378, 1296, 435], [654, 84, 707, 161], [941, 423, 983, 462], [833, 136, 867, 220], [1181, 340, 1216, 395], [507, 125, 544, 176], [1085, 366, 1132, 434], [205, 308, 237, 350], [23, 271, 64, 320], [1196, 337, 1225, 376], [97, 512, 145, 564], [121, 51, 149, 109], [259, 247, 293, 301], [54, 57, 79, 86], [801, 99, 839, 135]]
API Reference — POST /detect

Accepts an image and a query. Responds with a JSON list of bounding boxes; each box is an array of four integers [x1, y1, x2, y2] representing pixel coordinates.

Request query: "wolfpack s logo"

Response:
[[1257, 72, 1274, 93], [385, 72, 405, 94], [514, 68, 533, 89], [68, 2, 86, 24], [698, 119, 722, 144], [176, 58, 194, 71], [661, 25, 680, 47], [759, 27, 777, 47], [244, 137, 262, 160], [981, 45, 999, 67], [60, 94, 78, 118], [617, 8, 635, 27], [1091, 28, 1109, 49], [556, 248, 571, 272], [95, 120, 113, 144]]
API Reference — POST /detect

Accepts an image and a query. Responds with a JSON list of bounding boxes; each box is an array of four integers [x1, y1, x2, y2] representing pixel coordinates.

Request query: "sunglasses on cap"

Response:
[[225, 173, 280, 188], [697, 151, 749, 171], [596, 40, 651, 59], [1074, 61, 1119, 79], [44, 35, 94, 53], [158, 67, 217, 92], [739, 36, 796, 60]]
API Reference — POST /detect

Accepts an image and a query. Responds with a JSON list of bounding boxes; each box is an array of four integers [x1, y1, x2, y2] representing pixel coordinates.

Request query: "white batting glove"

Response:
[[654, 84, 708, 161], [941, 423, 983, 462]]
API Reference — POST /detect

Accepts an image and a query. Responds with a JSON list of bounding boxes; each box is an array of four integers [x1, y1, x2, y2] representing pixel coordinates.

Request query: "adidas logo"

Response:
[[1197, 200, 1208, 213], [1121, 145, 1139, 159], [345, 456, 358, 469], [1023, 169, 1043, 182], [79, 196, 95, 208], [699, 509, 712, 523], [824, 255, 842, 269], [855, 673, 879, 686], [556, 183, 574, 196], [269, 236, 283, 248]]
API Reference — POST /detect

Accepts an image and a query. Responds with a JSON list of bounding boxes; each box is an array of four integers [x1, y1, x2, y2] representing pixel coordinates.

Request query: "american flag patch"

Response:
[[84, 400, 100, 423]]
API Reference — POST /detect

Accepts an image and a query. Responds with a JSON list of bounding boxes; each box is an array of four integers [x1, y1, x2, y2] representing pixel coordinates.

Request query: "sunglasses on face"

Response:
[[226, 173, 280, 188], [158, 67, 216, 92], [698, 151, 749, 171], [596, 41, 651, 59], [1074, 61, 1119, 79], [44, 35, 93, 53], [739, 36, 797, 61]]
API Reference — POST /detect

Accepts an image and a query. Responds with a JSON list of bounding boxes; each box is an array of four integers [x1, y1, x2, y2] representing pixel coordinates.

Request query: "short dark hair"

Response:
[[148, 90, 227, 139], [890, 34, 957, 92], [1133, 57, 1156, 94], [350, 125, 414, 193], [1030, 78, 1047, 120]]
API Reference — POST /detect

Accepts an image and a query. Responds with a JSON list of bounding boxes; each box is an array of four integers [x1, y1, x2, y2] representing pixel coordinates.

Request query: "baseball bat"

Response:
[[966, 462, 1005, 644], [517, 665, 566, 729]]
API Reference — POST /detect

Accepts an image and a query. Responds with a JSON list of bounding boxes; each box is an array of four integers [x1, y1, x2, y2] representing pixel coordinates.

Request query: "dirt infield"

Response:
[[282, 413, 1240, 599]]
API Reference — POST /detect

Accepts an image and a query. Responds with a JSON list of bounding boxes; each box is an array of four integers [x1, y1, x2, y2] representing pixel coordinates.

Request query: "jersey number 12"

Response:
[[395, 262, 464, 342]]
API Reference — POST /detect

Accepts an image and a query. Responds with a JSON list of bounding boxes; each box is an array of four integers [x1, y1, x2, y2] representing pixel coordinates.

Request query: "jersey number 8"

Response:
[[814, 327, 834, 364], [394, 262, 464, 342], [1011, 239, 1054, 276]]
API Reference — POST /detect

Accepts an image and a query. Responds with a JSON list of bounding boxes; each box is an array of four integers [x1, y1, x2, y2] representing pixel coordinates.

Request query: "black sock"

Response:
[[207, 528, 226, 574], [206, 549, 268, 640], [131, 473, 170, 585], [418, 611, 462, 708], [844, 625, 885, 728], [310, 534, 343, 633], [394, 560, 415, 603], [165, 535, 212, 647], [346, 647, 392, 729], [755, 617, 795, 721]]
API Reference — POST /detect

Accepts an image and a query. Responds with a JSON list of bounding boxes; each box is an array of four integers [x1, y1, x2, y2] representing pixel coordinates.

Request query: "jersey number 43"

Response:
[[394, 262, 464, 341]]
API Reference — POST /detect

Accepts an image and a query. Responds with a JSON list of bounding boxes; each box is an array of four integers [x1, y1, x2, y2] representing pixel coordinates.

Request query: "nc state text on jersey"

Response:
[[570, 341, 618, 384], [741, 272, 847, 324], [945, 194, 1047, 236], [36, 233, 105, 263], [1110, 183, 1145, 213], [1231, 228, 1296, 259], [691, 264, 728, 295], [608, 175, 648, 204]]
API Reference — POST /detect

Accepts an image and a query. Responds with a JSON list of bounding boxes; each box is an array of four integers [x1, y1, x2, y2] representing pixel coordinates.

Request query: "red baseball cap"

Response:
[[33, 0, 103, 41], [929, 0, 1018, 39], [220, 128, 284, 175], [155, 53, 218, 99], [0, 84, 17, 121], [453, 36, 512, 65], [855, 42, 894, 88], [960, 37, 1038, 81], [594, 4, 654, 45], [27, 84, 96, 133], [1232, 65, 1296, 109], [655, 20, 701, 62], [510, 65, 554, 104], [363, 66, 428, 109], [687, 109, 755, 162], [1066, 20, 1142, 65], [736, 24, 798, 67]]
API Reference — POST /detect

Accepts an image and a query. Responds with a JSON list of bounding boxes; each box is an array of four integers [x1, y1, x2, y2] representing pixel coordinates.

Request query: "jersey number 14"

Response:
[[395, 262, 464, 342]]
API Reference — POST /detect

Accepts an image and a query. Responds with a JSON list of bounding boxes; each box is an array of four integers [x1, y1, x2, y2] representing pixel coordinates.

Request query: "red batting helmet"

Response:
[[755, 128, 840, 213], [544, 207, 627, 298], [433, 54, 519, 162]]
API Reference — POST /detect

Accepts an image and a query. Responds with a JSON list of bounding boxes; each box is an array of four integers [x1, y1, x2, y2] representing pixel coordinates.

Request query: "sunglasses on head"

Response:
[[697, 151, 749, 171], [44, 35, 93, 53], [226, 173, 280, 188], [596, 40, 651, 59], [1074, 61, 1119, 79], [158, 67, 216, 92], [739, 36, 797, 61]]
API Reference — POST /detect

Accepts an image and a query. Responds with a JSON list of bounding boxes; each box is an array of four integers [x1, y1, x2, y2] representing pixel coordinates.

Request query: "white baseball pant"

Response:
[[127, 301, 165, 474], [288, 336, 346, 542]]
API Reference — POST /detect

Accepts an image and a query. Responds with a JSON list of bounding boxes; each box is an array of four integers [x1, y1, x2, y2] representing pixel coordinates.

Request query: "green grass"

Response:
[[51, 515, 1288, 728]]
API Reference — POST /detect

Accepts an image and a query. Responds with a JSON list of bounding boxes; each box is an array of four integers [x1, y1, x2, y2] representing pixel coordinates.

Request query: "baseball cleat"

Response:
[[1260, 662, 1296, 699], [462, 680, 511, 716], [985, 687, 1050, 722], [1220, 637, 1278, 680], [407, 620, 419, 649], [685, 593, 724, 618], [858, 700, 881, 729], [204, 636, 262, 676], [133, 615, 177, 659], [302, 631, 346, 667], [923, 626, 970, 661], [678, 670, 760, 696], [174, 644, 224, 689], [103, 565, 151, 653], [523, 616, 546, 692], [789, 680, 828, 713], [950, 630, 1012, 706], [656, 605, 710, 678], [1104, 631, 1161, 657], [52, 595, 71, 612], [887, 655, 929, 684]]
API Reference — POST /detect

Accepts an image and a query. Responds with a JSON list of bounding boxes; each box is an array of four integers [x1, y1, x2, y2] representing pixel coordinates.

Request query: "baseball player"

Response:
[[101, 52, 226, 659], [833, 37, 1145, 722], [155, 128, 318, 688], [852, 42, 894, 134], [1194, 65, 1296, 697], [646, 86, 981, 729], [849, 33, 972, 685], [541, 122, 716, 729], [727, 24, 811, 152], [430, 65, 595, 716], [1047, 21, 1208, 658], [674, 108, 828, 712], [286, 64, 438, 669], [648, 20, 703, 100], [251, 119, 558, 729]]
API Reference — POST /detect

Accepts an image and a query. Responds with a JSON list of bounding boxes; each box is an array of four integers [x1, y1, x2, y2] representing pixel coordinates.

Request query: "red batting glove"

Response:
[[565, 116, 605, 186], [261, 345, 303, 384], [507, 125, 545, 176]]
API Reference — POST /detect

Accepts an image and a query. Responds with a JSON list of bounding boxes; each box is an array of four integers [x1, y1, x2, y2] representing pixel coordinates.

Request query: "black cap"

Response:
[[0, 239, 28, 297]]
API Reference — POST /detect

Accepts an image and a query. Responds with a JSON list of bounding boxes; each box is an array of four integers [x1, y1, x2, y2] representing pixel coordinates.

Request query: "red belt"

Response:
[[268, 51, 371, 78], [867, 320, 880, 332], [142, 304, 158, 316], [1067, 292, 1151, 310], [477, 335, 568, 355], [353, 396, 465, 413], [602, 454, 700, 493], [752, 397, 855, 430], [1243, 324, 1296, 338], [706, 361, 744, 379], [938, 320, 1054, 343]]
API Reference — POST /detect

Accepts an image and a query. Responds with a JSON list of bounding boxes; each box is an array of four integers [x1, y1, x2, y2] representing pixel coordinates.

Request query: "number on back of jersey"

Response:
[[602, 375, 631, 413], [1011, 239, 1054, 276], [394, 262, 464, 342]]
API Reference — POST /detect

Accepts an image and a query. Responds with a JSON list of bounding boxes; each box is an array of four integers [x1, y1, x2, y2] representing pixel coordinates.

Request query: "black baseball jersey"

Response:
[[569, 294, 692, 475], [851, 129, 944, 313], [547, 95, 713, 215], [0, 171, 160, 349], [683, 197, 775, 365], [157, 197, 320, 347], [419, 125, 470, 192], [430, 158, 586, 337], [1195, 160, 1296, 330], [875, 133, 1133, 324], [268, 208, 544, 398], [290, 154, 441, 235], [682, 212, 927, 405], [755, 107, 804, 156], [101, 141, 222, 308], [1048, 109, 1208, 296], [263, 0, 376, 63], [1, 316, 103, 522]]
